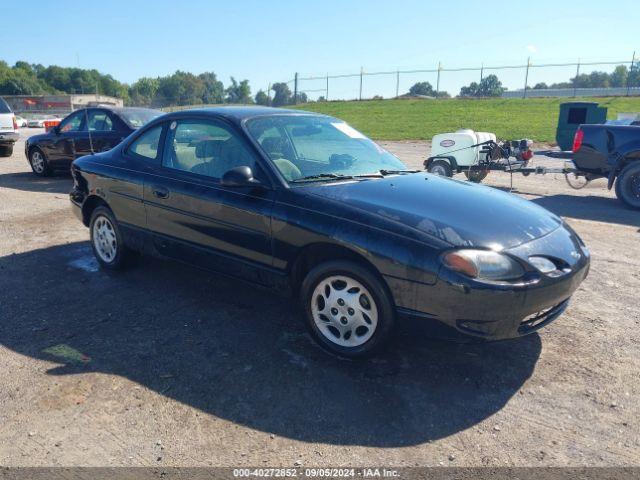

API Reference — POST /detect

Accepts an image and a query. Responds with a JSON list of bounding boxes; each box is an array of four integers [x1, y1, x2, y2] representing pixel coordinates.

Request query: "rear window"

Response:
[[119, 109, 163, 128], [0, 98, 11, 114], [567, 108, 587, 125]]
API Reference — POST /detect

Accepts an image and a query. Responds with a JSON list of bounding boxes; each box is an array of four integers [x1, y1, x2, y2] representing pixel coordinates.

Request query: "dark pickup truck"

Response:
[[573, 124, 640, 209]]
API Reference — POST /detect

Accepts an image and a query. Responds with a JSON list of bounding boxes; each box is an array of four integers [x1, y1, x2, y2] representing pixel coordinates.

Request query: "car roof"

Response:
[[164, 106, 328, 122]]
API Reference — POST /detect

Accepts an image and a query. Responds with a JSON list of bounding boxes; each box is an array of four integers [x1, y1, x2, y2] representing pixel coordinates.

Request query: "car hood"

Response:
[[303, 173, 562, 249]]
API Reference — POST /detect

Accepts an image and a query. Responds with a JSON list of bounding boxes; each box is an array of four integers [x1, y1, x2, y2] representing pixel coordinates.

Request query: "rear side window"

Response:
[[129, 124, 163, 160], [0, 98, 11, 114], [567, 108, 587, 125], [87, 111, 114, 131]]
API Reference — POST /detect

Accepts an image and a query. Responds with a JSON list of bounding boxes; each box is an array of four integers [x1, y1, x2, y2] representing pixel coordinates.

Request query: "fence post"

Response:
[[293, 72, 298, 104], [573, 59, 580, 97], [359, 67, 363, 101], [627, 51, 636, 96], [523, 57, 530, 99], [326, 74, 329, 101], [395, 70, 400, 98], [436, 61, 441, 97]]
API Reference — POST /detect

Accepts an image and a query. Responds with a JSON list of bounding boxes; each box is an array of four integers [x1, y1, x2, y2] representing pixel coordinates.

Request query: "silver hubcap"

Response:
[[430, 164, 447, 176], [92, 216, 118, 263], [311, 275, 378, 348], [31, 151, 45, 173]]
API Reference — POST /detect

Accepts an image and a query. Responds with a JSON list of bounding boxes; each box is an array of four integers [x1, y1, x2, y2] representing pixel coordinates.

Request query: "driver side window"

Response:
[[59, 111, 85, 133], [162, 119, 258, 180]]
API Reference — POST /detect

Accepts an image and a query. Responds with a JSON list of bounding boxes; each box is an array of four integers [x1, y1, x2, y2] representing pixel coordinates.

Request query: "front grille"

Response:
[[518, 300, 569, 334]]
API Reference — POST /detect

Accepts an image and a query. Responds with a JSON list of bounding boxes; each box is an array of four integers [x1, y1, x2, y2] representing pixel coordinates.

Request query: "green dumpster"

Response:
[[556, 102, 607, 151]]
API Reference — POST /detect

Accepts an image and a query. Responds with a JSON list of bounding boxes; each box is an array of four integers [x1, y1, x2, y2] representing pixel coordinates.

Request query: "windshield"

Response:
[[119, 108, 163, 128], [245, 115, 406, 182]]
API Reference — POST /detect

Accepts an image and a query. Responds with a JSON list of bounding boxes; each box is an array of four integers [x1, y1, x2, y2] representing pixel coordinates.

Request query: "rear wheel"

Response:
[[615, 162, 640, 210], [464, 169, 489, 183], [29, 148, 51, 176], [301, 260, 395, 359], [427, 160, 452, 177], [89, 206, 132, 270], [0, 144, 13, 157]]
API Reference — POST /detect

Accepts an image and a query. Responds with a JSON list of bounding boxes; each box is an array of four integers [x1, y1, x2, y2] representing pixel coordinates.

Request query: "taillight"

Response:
[[12, 116, 18, 130], [572, 128, 584, 153]]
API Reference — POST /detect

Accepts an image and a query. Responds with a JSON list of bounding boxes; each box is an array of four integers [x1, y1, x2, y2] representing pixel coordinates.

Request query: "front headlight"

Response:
[[442, 249, 525, 281]]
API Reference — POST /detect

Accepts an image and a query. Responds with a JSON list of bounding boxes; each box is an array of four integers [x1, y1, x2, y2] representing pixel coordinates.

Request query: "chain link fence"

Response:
[[281, 53, 639, 102]]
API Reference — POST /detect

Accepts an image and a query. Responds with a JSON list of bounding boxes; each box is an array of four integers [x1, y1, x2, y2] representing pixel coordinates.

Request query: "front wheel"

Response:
[[29, 148, 51, 176], [89, 206, 132, 270], [300, 260, 396, 359], [615, 162, 640, 210]]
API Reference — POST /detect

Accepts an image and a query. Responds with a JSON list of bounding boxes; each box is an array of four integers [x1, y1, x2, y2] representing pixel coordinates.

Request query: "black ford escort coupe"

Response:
[[70, 107, 590, 358]]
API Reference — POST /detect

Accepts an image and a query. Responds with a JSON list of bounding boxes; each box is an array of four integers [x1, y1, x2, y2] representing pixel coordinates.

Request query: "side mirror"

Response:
[[221, 166, 262, 187], [52, 125, 60, 135]]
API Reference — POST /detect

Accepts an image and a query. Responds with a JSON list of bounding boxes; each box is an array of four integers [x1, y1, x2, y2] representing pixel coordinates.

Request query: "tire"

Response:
[[89, 206, 132, 270], [464, 169, 489, 183], [300, 260, 396, 359], [614, 161, 640, 210], [427, 160, 453, 177], [0, 144, 13, 157], [29, 148, 52, 176]]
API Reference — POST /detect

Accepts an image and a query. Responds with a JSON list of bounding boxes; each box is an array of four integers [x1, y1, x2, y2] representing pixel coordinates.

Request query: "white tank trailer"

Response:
[[425, 129, 533, 183]]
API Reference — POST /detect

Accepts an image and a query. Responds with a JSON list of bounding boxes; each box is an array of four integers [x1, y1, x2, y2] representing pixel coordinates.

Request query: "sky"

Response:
[[2, 0, 638, 100]]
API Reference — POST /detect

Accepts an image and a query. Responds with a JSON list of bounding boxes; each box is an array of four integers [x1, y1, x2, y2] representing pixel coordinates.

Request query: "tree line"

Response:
[[0, 60, 302, 107], [2, 60, 639, 105]]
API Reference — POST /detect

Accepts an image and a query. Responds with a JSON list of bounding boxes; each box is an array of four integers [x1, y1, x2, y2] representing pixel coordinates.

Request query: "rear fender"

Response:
[[607, 149, 640, 190]]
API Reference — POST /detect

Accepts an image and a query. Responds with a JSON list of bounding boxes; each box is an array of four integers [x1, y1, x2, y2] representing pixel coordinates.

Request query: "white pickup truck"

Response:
[[0, 97, 19, 157]]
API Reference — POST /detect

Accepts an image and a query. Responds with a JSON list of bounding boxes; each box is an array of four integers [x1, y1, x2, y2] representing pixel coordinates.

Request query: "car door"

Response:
[[143, 117, 277, 285], [46, 110, 86, 167], [85, 108, 127, 153]]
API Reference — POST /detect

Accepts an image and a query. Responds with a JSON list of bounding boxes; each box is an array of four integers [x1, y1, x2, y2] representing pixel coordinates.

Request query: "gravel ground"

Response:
[[0, 131, 638, 467]]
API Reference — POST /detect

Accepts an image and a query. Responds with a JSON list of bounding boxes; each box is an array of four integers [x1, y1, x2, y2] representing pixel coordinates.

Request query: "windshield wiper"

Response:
[[291, 173, 355, 183], [291, 172, 385, 183], [379, 169, 421, 175]]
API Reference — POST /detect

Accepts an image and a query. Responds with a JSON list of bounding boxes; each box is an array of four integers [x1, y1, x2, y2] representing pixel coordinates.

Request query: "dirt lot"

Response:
[[0, 131, 639, 467]]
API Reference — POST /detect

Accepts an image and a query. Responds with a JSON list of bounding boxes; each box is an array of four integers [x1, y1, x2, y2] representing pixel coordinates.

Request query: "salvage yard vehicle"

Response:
[[25, 106, 162, 176], [572, 123, 640, 209], [0, 96, 19, 157], [70, 107, 590, 358]]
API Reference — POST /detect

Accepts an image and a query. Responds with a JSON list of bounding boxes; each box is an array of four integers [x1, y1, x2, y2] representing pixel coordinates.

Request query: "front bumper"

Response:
[[0, 131, 18, 144], [389, 226, 591, 340]]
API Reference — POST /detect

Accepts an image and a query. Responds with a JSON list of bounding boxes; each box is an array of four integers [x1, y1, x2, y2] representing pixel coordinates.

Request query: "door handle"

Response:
[[152, 186, 169, 199]]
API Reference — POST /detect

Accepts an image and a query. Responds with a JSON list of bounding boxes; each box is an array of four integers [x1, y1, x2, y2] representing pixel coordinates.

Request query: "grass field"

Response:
[[293, 97, 640, 144]]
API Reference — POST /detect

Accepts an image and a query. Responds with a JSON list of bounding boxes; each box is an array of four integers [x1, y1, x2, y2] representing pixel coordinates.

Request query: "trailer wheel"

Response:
[[428, 160, 452, 177], [615, 161, 640, 210], [464, 169, 489, 183]]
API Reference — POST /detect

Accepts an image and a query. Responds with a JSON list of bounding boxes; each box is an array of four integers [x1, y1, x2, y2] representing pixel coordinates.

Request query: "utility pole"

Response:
[[480, 63, 484, 83], [326, 74, 329, 101], [574, 59, 580, 97], [523, 57, 530, 99], [359, 67, 364, 101], [395, 70, 400, 98], [627, 51, 636, 96], [267, 83, 271, 105], [436, 61, 442, 97], [293, 72, 298, 104]]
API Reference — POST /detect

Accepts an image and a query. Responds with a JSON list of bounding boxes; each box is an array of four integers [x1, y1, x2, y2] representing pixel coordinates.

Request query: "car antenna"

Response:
[[83, 108, 95, 155]]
